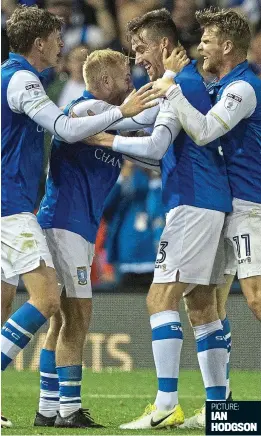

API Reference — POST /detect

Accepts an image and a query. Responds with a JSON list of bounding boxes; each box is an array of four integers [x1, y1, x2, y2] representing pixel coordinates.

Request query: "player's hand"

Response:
[[151, 77, 175, 97], [87, 132, 115, 148], [163, 46, 190, 73], [120, 83, 158, 117]]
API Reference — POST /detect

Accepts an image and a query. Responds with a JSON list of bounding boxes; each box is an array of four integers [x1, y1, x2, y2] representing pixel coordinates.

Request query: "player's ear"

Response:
[[160, 37, 171, 56], [223, 39, 233, 55], [101, 74, 113, 90], [100, 74, 108, 88], [34, 37, 44, 53]]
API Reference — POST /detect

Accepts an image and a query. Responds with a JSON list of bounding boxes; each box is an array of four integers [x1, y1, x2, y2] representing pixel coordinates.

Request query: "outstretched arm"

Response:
[[7, 71, 157, 143], [73, 99, 160, 131], [152, 78, 257, 146], [88, 101, 182, 160]]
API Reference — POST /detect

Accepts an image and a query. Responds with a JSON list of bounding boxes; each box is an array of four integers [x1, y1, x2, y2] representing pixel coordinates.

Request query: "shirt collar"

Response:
[[9, 52, 41, 77], [83, 90, 96, 100], [218, 60, 249, 87]]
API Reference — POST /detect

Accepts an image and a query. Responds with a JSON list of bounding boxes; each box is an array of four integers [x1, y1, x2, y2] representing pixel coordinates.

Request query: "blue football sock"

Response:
[[151, 310, 183, 410], [1, 302, 46, 370], [57, 365, 82, 417], [39, 349, 59, 417], [194, 320, 227, 400]]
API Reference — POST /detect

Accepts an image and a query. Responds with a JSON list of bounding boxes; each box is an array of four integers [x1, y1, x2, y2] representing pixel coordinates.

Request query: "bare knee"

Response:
[[37, 282, 60, 318], [45, 296, 60, 318], [61, 298, 92, 341], [45, 310, 62, 344], [185, 285, 218, 326], [216, 275, 234, 320], [146, 282, 186, 315], [23, 264, 60, 318]]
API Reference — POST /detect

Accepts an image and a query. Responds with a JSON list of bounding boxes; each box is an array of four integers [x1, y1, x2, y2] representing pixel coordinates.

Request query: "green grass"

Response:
[[2, 369, 260, 435]]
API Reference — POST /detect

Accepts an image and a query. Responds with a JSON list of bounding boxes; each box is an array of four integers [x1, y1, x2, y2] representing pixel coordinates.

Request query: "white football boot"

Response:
[[179, 405, 205, 429]]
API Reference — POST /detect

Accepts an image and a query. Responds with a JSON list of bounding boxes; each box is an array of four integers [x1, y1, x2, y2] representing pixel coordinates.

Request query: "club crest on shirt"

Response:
[[77, 266, 87, 285], [224, 92, 242, 111]]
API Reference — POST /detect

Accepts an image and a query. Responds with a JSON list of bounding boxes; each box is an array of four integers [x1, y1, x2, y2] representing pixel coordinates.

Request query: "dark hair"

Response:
[[196, 7, 251, 55], [6, 5, 63, 55], [127, 8, 179, 46]]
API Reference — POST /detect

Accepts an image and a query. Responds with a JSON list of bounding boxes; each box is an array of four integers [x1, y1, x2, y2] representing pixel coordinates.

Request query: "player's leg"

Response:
[[1, 277, 18, 428], [180, 240, 235, 430], [216, 274, 235, 399], [120, 206, 225, 430], [216, 275, 235, 321], [179, 283, 227, 430], [186, 285, 227, 401], [55, 294, 94, 426], [240, 276, 261, 320], [39, 228, 102, 428], [0, 279, 17, 428], [119, 280, 186, 430], [1, 214, 60, 371], [147, 280, 185, 412], [1, 279, 17, 325], [35, 310, 62, 426], [226, 200, 261, 320]]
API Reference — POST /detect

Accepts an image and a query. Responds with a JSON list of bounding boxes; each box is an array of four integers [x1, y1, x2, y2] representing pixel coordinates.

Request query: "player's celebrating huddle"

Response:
[[1, 2, 261, 432]]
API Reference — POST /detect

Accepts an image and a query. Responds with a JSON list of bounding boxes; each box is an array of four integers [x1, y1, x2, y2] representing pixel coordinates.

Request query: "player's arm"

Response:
[[152, 78, 257, 146], [89, 102, 182, 160], [112, 103, 160, 130], [72, 100, 161, 172], [73, 99, 160, 131], [112, 103, 181, 159], [122, 155, 161, 173], [7, 71, 157, 143]]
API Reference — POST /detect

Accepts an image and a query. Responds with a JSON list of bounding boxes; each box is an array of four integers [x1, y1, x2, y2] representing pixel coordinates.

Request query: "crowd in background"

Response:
[[2, 0, 261, 288]]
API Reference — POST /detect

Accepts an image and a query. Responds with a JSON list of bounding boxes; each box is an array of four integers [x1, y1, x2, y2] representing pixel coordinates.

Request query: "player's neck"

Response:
[[22, 53, 50, 73], [86, 86, 103, 101], [87, 86, 116, 104], [217, 56, 247, 80]]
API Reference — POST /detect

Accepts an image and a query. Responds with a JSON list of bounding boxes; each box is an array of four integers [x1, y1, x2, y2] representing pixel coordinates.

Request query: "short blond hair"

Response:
[[196, 8, 251, 55], [83, 49, 128, 88]]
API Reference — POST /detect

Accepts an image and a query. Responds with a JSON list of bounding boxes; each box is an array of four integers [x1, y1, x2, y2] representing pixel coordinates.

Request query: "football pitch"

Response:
[[2, 369, 260, 435]]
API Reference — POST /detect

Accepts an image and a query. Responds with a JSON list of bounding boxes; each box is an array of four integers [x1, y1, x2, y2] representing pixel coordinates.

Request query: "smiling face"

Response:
[[110, 62, 133, 105], [131, 29, 166, 81], [197, 26, 225, 76]]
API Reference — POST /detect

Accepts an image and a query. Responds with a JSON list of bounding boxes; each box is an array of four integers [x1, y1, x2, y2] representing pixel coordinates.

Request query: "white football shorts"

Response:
[[1, 212, 54, 287], [224, 198, 261, 279], [153, 205, 225, 286], [43, 228, 94, 298]]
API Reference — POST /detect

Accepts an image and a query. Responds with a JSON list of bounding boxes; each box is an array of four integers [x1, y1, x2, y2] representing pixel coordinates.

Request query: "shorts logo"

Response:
[[224, 93, 242, 111], [155, 263, 167, 271], [77, 266, 87, 285]]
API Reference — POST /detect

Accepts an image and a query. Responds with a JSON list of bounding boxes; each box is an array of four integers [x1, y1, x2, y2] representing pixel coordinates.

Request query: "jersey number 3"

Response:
[[156, 241, 168, 264]]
